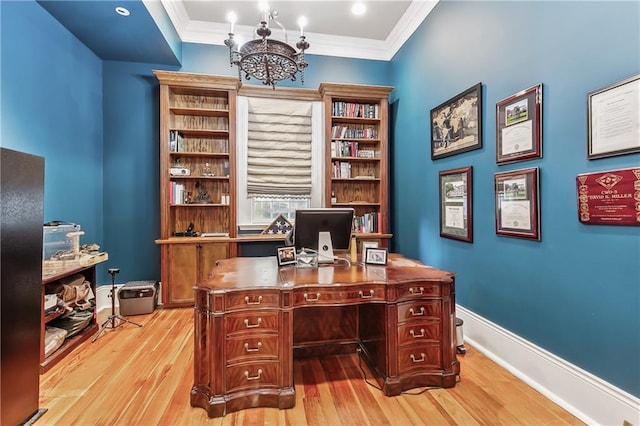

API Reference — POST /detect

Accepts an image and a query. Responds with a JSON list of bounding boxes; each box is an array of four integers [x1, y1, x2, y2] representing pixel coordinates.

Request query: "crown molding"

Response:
[[161, 0, 438, 62]]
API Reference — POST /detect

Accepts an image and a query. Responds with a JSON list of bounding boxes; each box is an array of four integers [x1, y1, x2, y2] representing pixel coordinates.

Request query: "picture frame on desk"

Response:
[[276, 246, 297, 266], [430, 83, 483, 160], [364, 247, 388, 265], [496, 83, 543, 164]]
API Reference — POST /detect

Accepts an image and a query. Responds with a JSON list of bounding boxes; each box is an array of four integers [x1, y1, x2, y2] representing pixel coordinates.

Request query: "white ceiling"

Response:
[[160, 0, 439, 61]]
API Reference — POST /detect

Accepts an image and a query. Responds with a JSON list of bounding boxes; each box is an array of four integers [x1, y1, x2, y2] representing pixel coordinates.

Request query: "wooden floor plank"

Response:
[[38, 308, 584, 426]]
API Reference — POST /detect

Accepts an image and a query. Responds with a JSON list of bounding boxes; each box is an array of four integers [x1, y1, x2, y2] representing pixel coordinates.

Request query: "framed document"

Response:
[[496, 84, 542, 164], [494, 167, 540, 240], [587, 74, 640, 159], [430, 83, 483, 160], [439, 166, 473, 242]]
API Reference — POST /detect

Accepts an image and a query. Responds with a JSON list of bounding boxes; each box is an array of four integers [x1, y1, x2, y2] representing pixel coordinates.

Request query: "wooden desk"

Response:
[[191, 255, 459, 418]]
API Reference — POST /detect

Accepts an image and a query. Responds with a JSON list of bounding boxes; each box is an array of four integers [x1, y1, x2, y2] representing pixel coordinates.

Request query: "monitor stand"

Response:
[[317, 231, 335, 264]]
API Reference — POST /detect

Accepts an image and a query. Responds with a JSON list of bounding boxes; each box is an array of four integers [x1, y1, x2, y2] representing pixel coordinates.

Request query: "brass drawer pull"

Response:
[[244, 295, 263, 305], [409, 307, 425, 316], [410, 353, 426, 363], [304, 292, 320, 302], [359, 290, 374, 299], [244, 342, 262, 352], [410, 328, 425, 338], [244, 318, 262, 328], [409, 287, 424, 295], [244, 368, 263, 381]]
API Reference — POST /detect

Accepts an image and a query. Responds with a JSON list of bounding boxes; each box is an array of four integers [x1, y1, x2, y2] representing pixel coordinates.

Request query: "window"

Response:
[[236, 97, 324, 228]]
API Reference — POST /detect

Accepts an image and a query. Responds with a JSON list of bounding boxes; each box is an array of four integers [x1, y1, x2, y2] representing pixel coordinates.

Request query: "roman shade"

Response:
[[247, 97, 313, 197]]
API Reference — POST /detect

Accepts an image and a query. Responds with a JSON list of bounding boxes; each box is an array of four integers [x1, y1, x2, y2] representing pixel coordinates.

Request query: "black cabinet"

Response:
[[1, 148, 45, 424]]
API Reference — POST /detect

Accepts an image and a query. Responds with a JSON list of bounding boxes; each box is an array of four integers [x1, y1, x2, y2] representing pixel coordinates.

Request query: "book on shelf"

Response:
[[331, 102, 379, 119], [169, 130, 184, 152], [332, 161, 351, 178], [352, 212, 380, 233]]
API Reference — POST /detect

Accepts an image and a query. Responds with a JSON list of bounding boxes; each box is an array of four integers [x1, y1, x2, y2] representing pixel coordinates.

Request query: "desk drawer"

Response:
[[225, 311, 279, 335], [397, 283, 440, 300], [397, 320, 440, 346], [398, 343, 442, 374], [397, 301, 441, 323], [293, 285, 384, 306], [226, 335, 279, 364], [226, 290, 280, 311], [226, 361, 280, 393]]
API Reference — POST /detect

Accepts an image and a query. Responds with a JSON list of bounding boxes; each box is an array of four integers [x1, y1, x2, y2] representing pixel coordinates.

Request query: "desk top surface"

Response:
[[196, 255, 455, 291]]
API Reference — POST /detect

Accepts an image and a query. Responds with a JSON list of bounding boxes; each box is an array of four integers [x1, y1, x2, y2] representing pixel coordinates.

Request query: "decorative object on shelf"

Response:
[[364, 247, 388, 265], [276, 246, 297, 266], [203, 162, 214, 177], [494, 167, 540, 240], [496, 83, 543, 164], [430, 83, 483, 160], [194, 182, 211, 204], [439, 166, 473, 243], [576, 167, 640, 225], [224, 5, 309, 88], [587, 74, 640, 159], [260, 213, 293, 235]]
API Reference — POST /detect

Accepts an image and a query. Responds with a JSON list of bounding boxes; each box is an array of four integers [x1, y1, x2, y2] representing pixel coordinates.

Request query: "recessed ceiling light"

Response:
[[115, 6, 130, 17], [351, 2, 366, 16]]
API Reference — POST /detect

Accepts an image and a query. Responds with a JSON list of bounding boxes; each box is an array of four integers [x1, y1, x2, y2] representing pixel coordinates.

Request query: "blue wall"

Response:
[[1, 1, 106, 278], [390, 0, 640, 397]]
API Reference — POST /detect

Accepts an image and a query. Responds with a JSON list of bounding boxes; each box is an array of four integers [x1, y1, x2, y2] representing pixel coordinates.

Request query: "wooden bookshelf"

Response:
[[319, 83, 394, 249], [154, 71, 239, 307]]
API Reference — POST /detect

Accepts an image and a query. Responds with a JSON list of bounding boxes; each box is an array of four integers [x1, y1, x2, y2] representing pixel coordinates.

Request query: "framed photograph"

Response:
[[587, 74, 640, 159], [364, 247, 388, 265], [361, 241, 379, 253], [276, 246, 297, 266], [430, 83, 483, 160], [496, 84, 542, 164], [494, 167, 541, 240], [439, 166, 473, 243]]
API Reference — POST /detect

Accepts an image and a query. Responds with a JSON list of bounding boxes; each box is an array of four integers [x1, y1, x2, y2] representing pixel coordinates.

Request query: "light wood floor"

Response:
[[39, 308, 583, 425]]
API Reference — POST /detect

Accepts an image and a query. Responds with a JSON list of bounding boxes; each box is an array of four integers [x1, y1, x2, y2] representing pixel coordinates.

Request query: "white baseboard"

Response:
[[456, 306, 640, 426]]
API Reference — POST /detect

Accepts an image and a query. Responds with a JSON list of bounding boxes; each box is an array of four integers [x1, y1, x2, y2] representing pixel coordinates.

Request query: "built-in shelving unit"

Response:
[[154, 71, 240, 307], [319, 83, 394, 248]]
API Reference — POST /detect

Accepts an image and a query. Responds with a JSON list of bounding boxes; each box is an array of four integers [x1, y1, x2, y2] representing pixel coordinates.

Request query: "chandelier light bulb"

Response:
[[227, 11, 237, 34], [298, 16, 307, 37], [259, 2, 270, 22]]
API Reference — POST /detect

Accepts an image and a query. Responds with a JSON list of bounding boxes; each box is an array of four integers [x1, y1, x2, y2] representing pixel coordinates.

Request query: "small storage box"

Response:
[[43, 224, 81, 260], [118, 281, 159, 316]]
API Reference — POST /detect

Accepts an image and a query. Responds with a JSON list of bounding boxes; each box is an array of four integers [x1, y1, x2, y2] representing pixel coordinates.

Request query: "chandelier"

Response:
[[224, 5, 309, 89]]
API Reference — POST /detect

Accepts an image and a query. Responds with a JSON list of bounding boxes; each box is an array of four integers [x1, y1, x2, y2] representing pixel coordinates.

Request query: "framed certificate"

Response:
[[439, 166, 473, 242], [494, 167, 540, 240], [587, 74, 640, 159], [496, 84, 542, 164]]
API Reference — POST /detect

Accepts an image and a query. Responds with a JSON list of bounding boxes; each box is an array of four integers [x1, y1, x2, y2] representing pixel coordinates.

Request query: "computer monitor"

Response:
[[294, 208, 354, 264]]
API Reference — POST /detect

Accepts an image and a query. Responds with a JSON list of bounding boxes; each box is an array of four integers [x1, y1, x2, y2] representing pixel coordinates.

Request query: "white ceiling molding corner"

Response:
[[384, 0, 439, 60]]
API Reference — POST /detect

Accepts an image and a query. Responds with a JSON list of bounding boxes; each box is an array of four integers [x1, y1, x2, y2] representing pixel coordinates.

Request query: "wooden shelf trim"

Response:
[[170, 107, 228, 117]]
